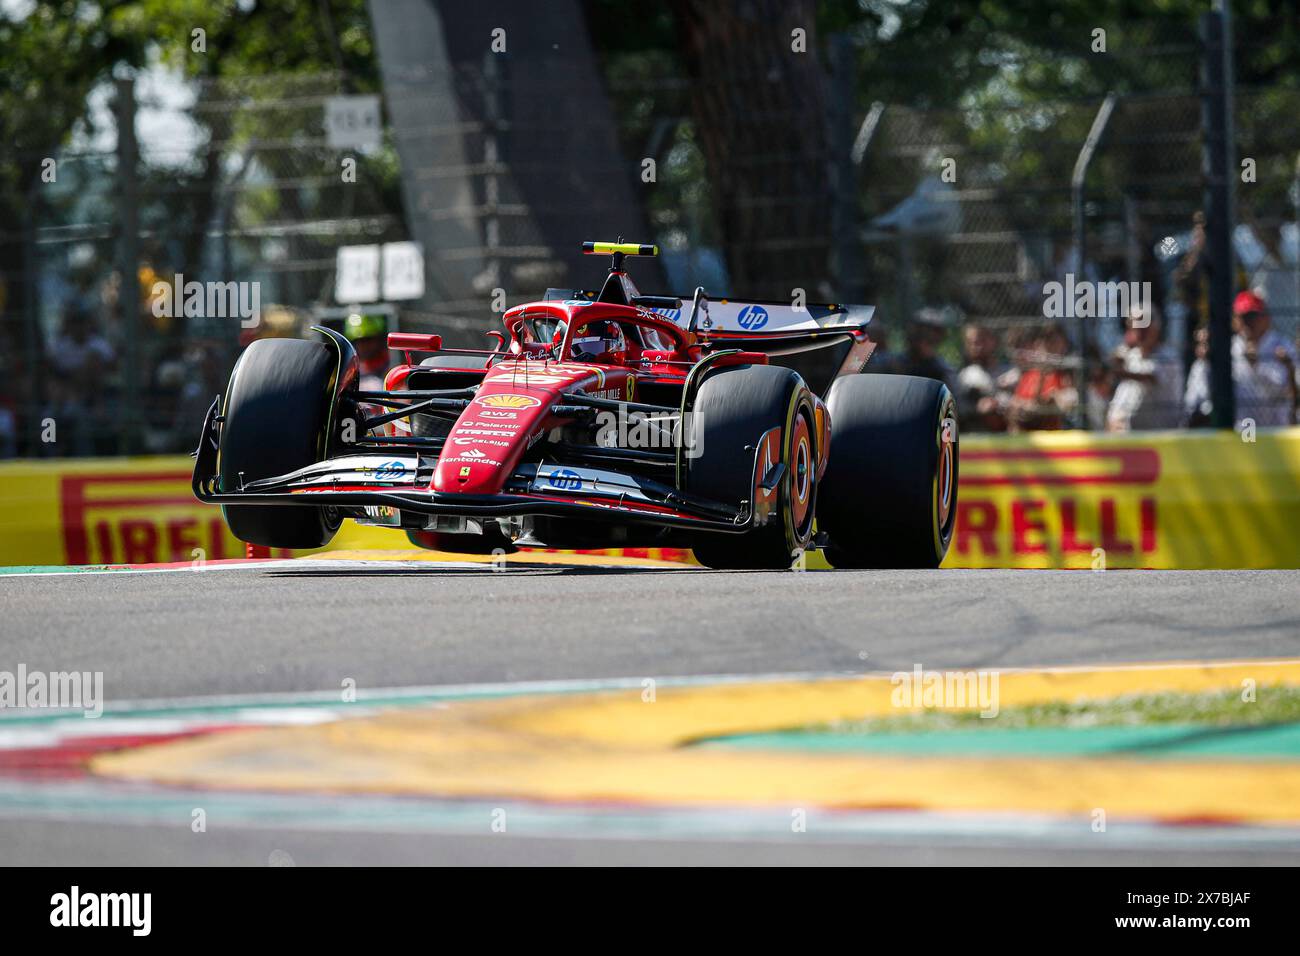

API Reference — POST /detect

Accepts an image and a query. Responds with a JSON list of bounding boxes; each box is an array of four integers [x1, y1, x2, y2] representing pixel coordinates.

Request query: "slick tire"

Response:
[[218, 337, 341, 549], [687, 364, 817, 570], [818, 374, 958, 569]]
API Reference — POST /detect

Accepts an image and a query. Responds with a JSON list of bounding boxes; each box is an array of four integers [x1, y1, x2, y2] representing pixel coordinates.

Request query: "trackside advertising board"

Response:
[[943, 428, 1300, 569], [0, 429, 1296, 569]]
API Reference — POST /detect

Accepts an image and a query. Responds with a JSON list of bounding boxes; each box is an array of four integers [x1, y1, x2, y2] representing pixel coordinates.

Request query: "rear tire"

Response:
[[686, 365, 817, 570], [818, 374, 957, 569], [219, 338, 341, 549]]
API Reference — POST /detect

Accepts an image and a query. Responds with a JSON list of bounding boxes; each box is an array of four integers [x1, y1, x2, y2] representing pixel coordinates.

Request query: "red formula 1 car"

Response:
[[193, 242, 957, 568]]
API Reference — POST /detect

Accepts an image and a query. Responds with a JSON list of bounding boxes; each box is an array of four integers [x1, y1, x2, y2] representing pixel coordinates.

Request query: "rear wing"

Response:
[[543, 287, 873, 355], [683, 298, 872, 347], [693, 299, 877, 385]]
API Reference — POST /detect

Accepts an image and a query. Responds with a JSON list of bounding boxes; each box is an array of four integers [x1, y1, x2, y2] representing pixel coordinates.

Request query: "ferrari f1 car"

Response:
[[192, 241, 958, 568]]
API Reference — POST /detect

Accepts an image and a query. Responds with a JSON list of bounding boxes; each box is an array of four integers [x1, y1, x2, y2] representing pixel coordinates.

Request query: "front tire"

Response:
[[686, 364, 817, 569], [818, 374, 958, 569], [218, 337, 341, 549]]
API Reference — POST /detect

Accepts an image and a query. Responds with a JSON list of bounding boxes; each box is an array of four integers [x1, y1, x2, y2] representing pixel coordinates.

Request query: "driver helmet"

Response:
[[570, 321, 623, 360]]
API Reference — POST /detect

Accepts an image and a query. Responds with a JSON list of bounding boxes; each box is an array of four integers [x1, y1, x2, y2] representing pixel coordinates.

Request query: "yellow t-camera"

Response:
[[581, 241, 659, 257]]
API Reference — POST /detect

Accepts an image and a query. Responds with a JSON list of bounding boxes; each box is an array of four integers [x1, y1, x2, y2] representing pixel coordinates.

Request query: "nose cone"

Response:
[[433, 390, 544, 494], [431, 360, 625, 495]]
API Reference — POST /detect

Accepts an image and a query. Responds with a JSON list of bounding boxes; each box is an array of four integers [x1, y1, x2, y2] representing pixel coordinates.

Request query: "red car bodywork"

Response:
[[192, 258, 874, 549], [386, 296, 793, 500]]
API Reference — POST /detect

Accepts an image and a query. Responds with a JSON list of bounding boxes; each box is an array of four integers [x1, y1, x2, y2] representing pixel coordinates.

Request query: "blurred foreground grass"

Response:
[[806, 686, 1300, 735]]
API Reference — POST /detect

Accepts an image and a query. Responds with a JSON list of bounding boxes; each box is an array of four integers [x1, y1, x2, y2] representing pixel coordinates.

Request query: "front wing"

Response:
[[191, 398, 778, 535]]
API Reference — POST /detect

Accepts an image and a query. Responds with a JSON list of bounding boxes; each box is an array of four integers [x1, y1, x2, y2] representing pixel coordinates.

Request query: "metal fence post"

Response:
[[1070, 92, 1118, 430], [827, 33, 861, 303], [1219, 1, 1237, 269], [115, 77, 142, 454], [23, 175, 40, 453], [1200, 11, 1236, 428], [482, 51, 502, 295], [850, 102, 886, 168]]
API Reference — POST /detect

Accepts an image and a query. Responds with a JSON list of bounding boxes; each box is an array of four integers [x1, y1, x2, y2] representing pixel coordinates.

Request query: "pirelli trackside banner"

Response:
[[0, 458, 273, 566], [943, 428, 1300, 569], [0, 428, 1296, 569]]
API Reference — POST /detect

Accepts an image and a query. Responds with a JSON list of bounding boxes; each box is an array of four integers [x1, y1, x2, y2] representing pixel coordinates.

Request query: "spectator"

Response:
[[0, 387, 15, 458], [1231, 291, 1295, 427], [998, 326, 1037, 396], [1183, 291, 1297, 427], [38, 362, 90, 456], [144, 353, 187, 454], [1106, 306, 1183, 431], [956, 323, 1009, 431], [1184, 325, 1213, 426], [893, 309, 955, 391], [172, 342, 225, 450], [0, 330, 18, 458], [49, 302, 115, 381], [43, 303, 118, 457], [1294, 325, 1300, 421], [865, 326, 900, 374], [1083, 342, 1113, 430], [1170, 211, 1208, 368], [1007, 323, 1077, 431]]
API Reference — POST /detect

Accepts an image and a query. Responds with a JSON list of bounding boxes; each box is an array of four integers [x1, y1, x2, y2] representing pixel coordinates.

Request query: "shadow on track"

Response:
[[263, 564, 824, 578], [265, 565, 703, 578]]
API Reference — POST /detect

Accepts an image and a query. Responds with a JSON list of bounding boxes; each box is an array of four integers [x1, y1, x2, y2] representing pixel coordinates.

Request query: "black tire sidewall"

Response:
[[218, 338, 340, 549], [686, 364, 817, 568], [819, 374, 958, 569]]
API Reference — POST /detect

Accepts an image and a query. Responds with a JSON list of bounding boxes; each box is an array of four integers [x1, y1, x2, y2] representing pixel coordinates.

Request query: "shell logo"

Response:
[[477, 394, 542, 409]]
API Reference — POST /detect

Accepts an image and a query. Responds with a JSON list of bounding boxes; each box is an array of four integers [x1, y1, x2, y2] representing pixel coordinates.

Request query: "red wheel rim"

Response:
[[790, 414, 813, 532], [936, 419, 955, 529]]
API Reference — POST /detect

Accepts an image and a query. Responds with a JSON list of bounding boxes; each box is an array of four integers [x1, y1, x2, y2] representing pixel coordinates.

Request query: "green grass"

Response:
[[797, 685, 1300, 736]]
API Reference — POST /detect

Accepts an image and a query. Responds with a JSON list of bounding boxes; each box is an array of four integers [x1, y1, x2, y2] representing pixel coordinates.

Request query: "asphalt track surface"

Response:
[[2, 564, 1298, 865]]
